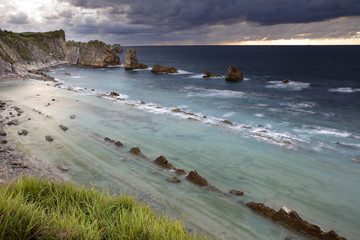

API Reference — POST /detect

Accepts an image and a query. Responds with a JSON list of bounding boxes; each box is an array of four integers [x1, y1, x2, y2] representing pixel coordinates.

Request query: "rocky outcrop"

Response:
[[203, 70, 222, 78], [129, 147, 145, 157], [124, 48, 148, 70], [66, 40, 120, 67], [246, 202, 346, 240], [110, 44, 123, 54], [225, 66, 243, 81], [0, 29, 67, 77], [151, 64, 178, 73], [154, 156, 176, 169], [186, 170, 209, 186], [229, 189, 244, 196]]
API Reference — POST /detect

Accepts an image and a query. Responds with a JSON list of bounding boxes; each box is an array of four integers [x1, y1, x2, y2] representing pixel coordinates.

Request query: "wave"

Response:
[[328, 87, 360, 93], [266, 81, 310, 91], [294, 125, 356, 138], [185, 86, 246, 98]]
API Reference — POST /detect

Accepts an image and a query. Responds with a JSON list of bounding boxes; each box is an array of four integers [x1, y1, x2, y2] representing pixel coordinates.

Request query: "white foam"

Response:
[[294, 126, 353, 138], [255, 113, 264, 118], [185, 86, 246, 98], [176, 69, 194, 75], [223, 111, 236, 118], [266, 81, 310, 91], [328, 87, 360, 93]]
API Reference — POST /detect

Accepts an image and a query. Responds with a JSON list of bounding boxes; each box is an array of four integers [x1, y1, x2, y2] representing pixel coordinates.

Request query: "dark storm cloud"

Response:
[[7, 12, 30, 25], [63, 0, 360, 28]]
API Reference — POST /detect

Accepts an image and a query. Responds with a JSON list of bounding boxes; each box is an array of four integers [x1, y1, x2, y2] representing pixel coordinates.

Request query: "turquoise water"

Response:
[[1, 46, 360, 239]]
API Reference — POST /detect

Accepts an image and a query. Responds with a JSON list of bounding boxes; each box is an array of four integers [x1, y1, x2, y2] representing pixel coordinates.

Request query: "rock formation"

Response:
[[203, 70, 222, 78], [110, 44, 123, 54], [129, 147, 145, 157], [66, 40, 120, 67], [0, 29, 67, 77], [124, 48, 148, 70], [225, 66, 243, 81], [229, 189, 244, 196], [246, 202, 346, 240], [186, 170, 209, 186], [151, 64, 178, 73], [154, 156, 176, 169]]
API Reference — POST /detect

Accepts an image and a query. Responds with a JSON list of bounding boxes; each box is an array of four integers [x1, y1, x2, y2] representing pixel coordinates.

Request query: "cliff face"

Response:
[[66, 40, 120, 67], [0, 29, 67, 76], [0, 29, 121, 77]]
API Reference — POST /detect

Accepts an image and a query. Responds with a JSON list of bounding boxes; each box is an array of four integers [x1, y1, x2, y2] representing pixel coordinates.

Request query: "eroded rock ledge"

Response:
[[246, 202, 346, 240]]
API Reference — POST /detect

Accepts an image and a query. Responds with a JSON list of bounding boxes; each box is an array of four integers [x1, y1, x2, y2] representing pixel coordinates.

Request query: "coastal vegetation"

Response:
[[0, 176, 207, 240]]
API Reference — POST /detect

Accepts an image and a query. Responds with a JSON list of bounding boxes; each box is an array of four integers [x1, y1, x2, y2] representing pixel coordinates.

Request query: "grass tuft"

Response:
[[0, 176, 208, 240]]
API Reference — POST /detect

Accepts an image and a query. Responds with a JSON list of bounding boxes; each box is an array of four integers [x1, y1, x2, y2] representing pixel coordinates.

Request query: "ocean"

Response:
[[1, 46, 359, 239]]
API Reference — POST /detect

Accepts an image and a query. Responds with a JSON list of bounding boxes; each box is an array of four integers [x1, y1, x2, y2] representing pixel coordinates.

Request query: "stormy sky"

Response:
[[1, 0, 359, 45]]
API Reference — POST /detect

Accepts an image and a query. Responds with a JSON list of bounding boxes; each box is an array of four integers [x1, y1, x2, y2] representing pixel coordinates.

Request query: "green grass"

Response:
[[0, 176, 208, 240]]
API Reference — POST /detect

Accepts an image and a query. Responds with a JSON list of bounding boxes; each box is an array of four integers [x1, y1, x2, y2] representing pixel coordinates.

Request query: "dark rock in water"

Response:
[[52, 99, 55, 101], [168, 177, 181, 183], [129, 147, 145, 157], [222, 120, 233, 125], [151, 64, 178, 74], [0, 130, 6, 136], [124, 48, 148, 70], [45, 135, 54, 142], [57, 163, 69, 171], [104, 137, 115, 143], [115, 141, 123, 147], [64, 72, 71, 76], [70, 115, 76, 119], [203, 70, 222, 78], [176, 169, 187, 175], [59, 125, 68, 131], [246, 202, 346, 240], [225, 66, 243, 81], [1, 140, 7, 144], [110, 91, 119, 96], [282, 80, 290, 84], [229, 189, 244, 196], [154, 156, 175, 169], [186, 170, 209, 187]]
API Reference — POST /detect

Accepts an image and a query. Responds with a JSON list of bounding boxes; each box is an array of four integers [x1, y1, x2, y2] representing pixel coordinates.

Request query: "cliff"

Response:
[[0, 29, 121, 77], [66, 40, 120, 67], [0, 29, 67, 76]]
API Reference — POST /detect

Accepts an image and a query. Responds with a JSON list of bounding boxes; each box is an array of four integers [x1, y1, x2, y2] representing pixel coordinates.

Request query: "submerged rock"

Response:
[[151, 64, 178, 74], [175, 169, 187, 175], [114, 141, 123, 147], [168, 177, 181, 183], [246, 202, 346, 240], [225, 66, 243, 81], [70, 115, 76, 119], [110, 91, 120, 96], [18, 130, 28, 136], [124, 48, 148, 70], [229, 189, 244, 196], [282, 80, 290, 84]]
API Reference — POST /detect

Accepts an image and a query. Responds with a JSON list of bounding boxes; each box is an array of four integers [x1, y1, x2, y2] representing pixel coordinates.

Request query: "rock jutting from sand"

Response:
[[246, 202, 346, 240], [225, 66, 243, 81], [203, 70, 222, 78], [151, 64, 178, 74], [57, 163, 69, 171], [124, 48, 148, 70], [70, 115, 76, 119], [59, 125, 68, 131], [45, 135, 54, 142]]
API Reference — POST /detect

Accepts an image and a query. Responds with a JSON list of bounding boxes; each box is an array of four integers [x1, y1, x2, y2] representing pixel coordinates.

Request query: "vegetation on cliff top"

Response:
[[0, 29, 65, 62], [0, 176, 208, 240]]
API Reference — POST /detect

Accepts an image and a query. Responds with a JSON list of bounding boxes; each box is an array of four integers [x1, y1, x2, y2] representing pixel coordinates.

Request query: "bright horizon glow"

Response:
[[227, 38, 360, 46]]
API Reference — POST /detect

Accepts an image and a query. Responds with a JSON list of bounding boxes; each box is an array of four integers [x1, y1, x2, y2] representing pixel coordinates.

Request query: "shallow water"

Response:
[[1, 46, 360, 239]]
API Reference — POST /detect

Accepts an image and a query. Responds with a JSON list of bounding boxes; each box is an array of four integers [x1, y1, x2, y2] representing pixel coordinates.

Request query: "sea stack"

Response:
[[225, 66, 243, 81], [124, 48, 148, 70]]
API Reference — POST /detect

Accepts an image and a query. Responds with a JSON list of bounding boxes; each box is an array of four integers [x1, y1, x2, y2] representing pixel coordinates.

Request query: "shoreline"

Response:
[[0, 73, 62, 183]]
